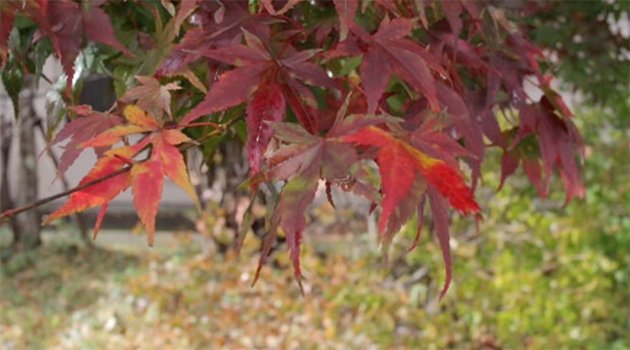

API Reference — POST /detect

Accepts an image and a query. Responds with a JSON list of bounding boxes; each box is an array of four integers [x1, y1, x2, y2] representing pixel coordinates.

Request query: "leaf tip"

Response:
[[296, 276, 305, 297], [251, 264, 263, 288], [438, 278, 451, 301]]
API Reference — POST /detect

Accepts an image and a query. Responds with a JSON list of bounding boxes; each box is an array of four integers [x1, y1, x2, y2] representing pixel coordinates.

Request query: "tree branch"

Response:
[[0, 166, 131, 223], [0, 118, 238, 224]]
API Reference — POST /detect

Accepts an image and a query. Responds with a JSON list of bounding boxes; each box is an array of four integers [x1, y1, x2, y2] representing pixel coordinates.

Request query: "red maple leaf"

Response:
[[328, 17, 445, 114], [179, 29, 335, 175], [158, 0, 274, 76], [246, 83, 286, 175], [15, 0, 132, 95], [0, 6, 15, 67], [343, 126, 480, 219], [342, 125, 480, 297], [181, 29, 334, 128], [50, 105, 123, 176], [253, 109, 390, 286], [503, 98, 584, 204], [332, 0, 358, 41]]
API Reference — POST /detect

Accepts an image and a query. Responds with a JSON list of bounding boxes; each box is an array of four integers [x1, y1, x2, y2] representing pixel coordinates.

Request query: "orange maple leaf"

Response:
[[131, 159, 164, 245], [43, 142, 147, 225], [45, 106, 199, 245]]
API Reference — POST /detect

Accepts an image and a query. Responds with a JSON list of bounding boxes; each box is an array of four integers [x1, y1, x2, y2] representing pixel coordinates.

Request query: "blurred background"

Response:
[[1, 1, 629, 349]]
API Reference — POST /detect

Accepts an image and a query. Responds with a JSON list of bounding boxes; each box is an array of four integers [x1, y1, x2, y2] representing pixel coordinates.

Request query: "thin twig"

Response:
[[0, 166, 131, 223], [185, 121, 221, 129], [39, 72, 54, 85], [35, 120, 91, 242]]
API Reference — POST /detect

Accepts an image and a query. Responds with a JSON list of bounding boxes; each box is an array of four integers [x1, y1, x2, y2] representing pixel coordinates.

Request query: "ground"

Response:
[[1, 218, 627, 349]]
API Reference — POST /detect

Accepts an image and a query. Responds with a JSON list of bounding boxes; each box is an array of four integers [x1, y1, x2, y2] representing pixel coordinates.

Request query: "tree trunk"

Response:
[[201, 140, 249, 253], [12, 76, 41, 250], [0, 112, 17, 237], [198, 139, 276, 254]]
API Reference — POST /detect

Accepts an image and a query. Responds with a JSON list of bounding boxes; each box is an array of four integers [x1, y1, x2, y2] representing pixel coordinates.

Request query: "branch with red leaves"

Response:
[[0, 0, 584, 298], [0, 108, 232, 237]]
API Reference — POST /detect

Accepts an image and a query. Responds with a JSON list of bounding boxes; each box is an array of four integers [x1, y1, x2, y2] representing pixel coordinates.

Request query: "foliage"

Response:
[[43, 105, 199, 245], [0, 0, 585, 295]]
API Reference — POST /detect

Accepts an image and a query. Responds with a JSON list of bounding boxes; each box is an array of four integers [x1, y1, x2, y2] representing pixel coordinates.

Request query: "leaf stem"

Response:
[[185, 121, 221, 129]]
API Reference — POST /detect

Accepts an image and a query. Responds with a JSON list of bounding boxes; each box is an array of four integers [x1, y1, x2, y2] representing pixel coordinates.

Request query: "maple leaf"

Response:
[[342, 125, 480, 297], [50, 106, 123, 176], [46, 105, 199, 244], [261, 0, 301, 15], [158, 0, 274, 76], [441, 1, 463, 38], [247, 83, 286, 175], [333, 0, 358, 41], [131, 159, 164, 245], [330, 17, 442, 114], [43, 142, 148, 225], [264, 164, 320, 290], [508, 99, 584, 203], [257, 113, 477, 295], [122, 76, 181, 118], [253, 110, 392, 281], [18, 0, 132, 95], [343, 126, 479, 221], [90, 106, 200, 206], [0, 7, 15, 67], [180, 30, 335, 134]]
